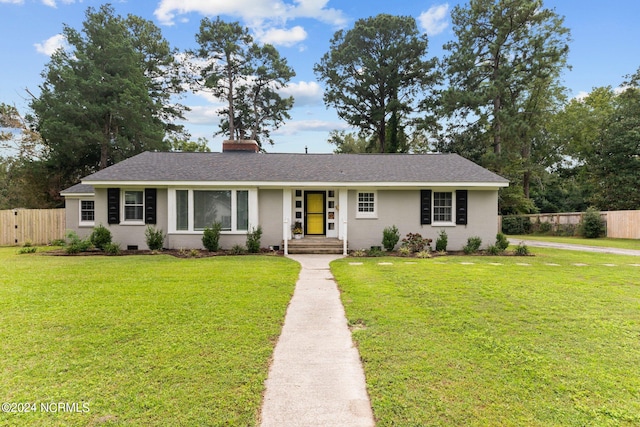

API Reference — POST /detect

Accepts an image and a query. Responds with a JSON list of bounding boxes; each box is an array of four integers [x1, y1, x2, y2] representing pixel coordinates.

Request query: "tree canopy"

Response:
[[193, 17, 295, 148], [29, 4, 186, 194], [314, 14, 438, 153], [440, 0, 571, 213]]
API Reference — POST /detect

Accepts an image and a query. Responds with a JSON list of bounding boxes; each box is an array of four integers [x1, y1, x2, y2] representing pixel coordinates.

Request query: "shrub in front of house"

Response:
[[145, 226, 165, 251], [104, 242, 121, 255], [495, 233, 510, 252], [463, 236, 482, 254], [514, 242, 530, 256], [398, 246, 412, 257], [202, 222, 223, 251], [65, 230, 91, 254], [246, 226, 263, 253], [90, 224, 112, 251], [230, 244, 246, 255], [435, 229, 448, 252], [486, 244, 501, 255], [382, 225, 400, 252], [401, 232, 432, 253]]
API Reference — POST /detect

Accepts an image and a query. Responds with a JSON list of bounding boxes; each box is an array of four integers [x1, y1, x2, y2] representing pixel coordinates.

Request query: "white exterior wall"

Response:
[[346, 189, 500, 251], [65, 186, 501, 251]]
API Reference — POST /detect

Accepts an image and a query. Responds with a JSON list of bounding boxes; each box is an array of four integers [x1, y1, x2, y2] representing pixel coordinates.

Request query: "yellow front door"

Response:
[[305, 192, 325, 235]]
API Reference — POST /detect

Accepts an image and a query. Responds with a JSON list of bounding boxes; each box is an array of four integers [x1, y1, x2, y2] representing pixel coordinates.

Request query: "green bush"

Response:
[[230, 244, 246, 255], [145, 226, 165, 251], [501, 216, 532, 235], [202, 222, 223, 251], [49, 238, 66, 247], [538, 221, 553, 234], [463, 236, 482, 254], [90, 224, 112, 250], [18, 246, 37, 254], [382, 225, 400, 252], [367, 247, 384, 257], [65, 231, 91, 254], [514, 242, 530, 256], [416, 250, 431, 259], [486, 244, 500, 255], [435, 229, 448, 252], [246, 226, 263, 253], [495, 233, 510, 252], [398, 246, 412, 257], [581, 208, 605, 238], [104, 242, 121, 255]]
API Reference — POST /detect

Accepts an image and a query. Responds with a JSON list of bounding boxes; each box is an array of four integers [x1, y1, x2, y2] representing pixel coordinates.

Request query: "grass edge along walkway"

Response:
[[0, 250, 299, 426], [332, 249, 640, 426]]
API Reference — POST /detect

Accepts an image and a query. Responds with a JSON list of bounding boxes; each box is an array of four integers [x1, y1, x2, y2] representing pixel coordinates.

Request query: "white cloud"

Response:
[[255, 25, 307, 46], [182, 105, 224, 125], [418, 3, 449, 36], [34, 34, 67, 56], [41, 0, 77, 7], [274, 119, 348, 135], [279, 81, 323, 106], [0, 0, 24, 4], [154, 0, 347, 28]]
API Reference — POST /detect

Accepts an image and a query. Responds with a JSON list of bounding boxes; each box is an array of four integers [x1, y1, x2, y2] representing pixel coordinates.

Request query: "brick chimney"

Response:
[[222, 139, 260, 153]]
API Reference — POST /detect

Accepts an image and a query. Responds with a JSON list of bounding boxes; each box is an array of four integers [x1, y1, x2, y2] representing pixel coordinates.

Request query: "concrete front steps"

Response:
[[285, 237, 345, 254]]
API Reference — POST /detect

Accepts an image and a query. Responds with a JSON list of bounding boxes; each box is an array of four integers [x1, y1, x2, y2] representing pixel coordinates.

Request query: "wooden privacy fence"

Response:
[[0, 209, 66, 246], [500, 210, 640, 239], [607, 210, 640, 239]]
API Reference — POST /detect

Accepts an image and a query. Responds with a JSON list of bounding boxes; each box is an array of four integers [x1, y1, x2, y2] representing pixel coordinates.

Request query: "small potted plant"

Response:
[[292, 221, 303, 239]]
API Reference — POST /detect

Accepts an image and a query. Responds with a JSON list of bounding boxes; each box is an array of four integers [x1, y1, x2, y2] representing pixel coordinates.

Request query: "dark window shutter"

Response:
[[145, 188, 157, 224], [420, 190, 432, 225], [456, 190, 468, 225], [107, 188, 120, 224]]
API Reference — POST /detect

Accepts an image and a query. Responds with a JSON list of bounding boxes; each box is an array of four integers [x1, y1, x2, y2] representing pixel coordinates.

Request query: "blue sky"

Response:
[[1, 0, 639, 154]]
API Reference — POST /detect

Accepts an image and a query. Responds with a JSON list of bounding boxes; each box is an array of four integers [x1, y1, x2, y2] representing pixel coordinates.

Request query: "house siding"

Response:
[[347, 189, 499, 251], [258, 189, 283, 249], [92, 188, 170, 250]]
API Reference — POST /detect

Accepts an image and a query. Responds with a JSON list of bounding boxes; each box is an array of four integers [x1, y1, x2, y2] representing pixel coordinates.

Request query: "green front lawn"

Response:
[[0, 248, 299, 426], [509, 234, 640, 250], [332, 250, 640, 426]]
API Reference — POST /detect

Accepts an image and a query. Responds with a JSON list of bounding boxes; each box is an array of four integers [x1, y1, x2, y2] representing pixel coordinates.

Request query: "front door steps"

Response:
[[285, 237, 344, 254]]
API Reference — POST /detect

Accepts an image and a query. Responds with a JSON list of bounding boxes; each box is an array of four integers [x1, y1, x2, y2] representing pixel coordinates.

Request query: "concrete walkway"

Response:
[[260, 255, 375, 427], [510, 239, 640, 256]]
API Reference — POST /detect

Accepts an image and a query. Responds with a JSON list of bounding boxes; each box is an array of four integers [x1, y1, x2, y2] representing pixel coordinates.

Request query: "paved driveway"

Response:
[[509, 239, 640, 256]]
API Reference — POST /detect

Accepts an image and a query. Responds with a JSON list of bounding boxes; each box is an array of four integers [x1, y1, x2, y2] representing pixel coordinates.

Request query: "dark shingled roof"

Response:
[[60, 183, 96, 195], [79, 151, 508, 185]]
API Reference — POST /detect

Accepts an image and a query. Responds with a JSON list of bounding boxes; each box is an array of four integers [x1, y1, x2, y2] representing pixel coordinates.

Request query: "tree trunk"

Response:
[[100, 114, 110, 170], [227, 54, 235, 141]]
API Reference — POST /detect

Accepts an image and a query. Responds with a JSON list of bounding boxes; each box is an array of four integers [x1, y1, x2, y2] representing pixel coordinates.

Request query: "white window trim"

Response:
[[78, 199, 95, 227], [121, 189, 145, 225], [356, 190, 377, 219], [168, 188, 258, 234], [432, 191, 456, 226]]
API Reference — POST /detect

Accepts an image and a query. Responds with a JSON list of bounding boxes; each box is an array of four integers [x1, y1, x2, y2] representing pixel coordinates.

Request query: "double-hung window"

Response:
[[356, 191, 377, 218], [171, 189, 252, 233], [79, 200, 95, 226], [123, 190, 144, 222], [433, 192, 453, 223]]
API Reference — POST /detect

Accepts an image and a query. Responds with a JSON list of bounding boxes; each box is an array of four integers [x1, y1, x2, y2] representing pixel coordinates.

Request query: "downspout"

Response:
[[283, 218, 289, 256], [343, 220, 348, 256]]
